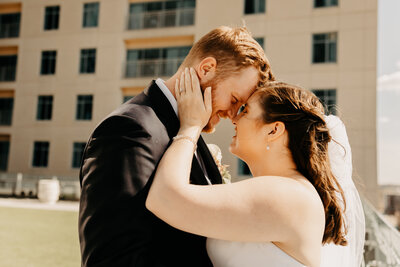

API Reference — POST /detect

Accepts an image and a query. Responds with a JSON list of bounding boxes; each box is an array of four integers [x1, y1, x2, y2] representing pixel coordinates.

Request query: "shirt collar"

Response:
[[155, 78, 178, 116]]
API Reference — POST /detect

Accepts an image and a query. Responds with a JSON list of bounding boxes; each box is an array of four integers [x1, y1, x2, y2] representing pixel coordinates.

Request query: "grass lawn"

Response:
[[0, 207, 80, 267]]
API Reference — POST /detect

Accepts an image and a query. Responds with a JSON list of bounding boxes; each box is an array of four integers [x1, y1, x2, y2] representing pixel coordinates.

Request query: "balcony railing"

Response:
[[128, 8, 195, 30], [125, 58, 184, 78], [363, 199, 400, 266], [0, 22, 20, 38], [0, 173, 80, 200]]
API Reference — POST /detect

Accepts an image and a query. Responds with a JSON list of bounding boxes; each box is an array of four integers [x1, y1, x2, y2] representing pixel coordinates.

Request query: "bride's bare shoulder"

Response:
[[239, 175, 324, 221]]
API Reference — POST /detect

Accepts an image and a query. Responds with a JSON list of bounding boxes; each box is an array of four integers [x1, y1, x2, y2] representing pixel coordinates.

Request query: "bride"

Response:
[[146, 68, 364, 266]]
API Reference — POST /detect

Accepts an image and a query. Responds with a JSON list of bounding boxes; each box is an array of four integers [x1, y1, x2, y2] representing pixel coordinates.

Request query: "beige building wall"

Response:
[[0, 0, 378, 204]]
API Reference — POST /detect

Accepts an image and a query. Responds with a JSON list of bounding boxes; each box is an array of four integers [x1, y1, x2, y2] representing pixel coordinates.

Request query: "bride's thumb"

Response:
[[204, 87, 212, 114]]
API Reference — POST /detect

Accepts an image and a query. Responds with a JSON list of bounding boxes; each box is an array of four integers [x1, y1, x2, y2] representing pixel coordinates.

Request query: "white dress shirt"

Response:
[[155, 78, 212, 185]]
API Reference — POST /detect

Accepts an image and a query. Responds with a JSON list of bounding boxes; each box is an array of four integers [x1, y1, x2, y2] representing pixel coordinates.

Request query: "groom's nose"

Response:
[[226, 108, 235, 120], [227, 105, 240, 120]]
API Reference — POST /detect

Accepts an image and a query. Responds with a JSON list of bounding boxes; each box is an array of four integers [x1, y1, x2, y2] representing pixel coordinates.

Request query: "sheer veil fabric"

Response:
[[320, 115, 365, 267]]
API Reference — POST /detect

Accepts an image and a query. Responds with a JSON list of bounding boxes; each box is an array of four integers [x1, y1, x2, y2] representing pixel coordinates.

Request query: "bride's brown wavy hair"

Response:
[[255, 81, 347, 245]]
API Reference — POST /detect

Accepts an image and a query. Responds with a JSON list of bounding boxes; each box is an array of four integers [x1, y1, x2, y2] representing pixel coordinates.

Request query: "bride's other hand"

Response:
[[175, 67, 212, 130]]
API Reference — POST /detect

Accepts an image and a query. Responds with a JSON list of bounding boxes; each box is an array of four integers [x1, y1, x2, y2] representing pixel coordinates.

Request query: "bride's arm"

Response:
[[145, 68, 312, 242]]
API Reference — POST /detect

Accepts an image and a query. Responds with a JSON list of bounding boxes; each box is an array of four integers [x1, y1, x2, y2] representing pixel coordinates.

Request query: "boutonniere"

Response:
[[207, 144, 232, 184]]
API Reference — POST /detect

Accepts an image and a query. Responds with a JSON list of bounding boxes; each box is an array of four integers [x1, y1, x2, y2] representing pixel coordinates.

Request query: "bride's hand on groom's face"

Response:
[[175, 67, 212, 131]]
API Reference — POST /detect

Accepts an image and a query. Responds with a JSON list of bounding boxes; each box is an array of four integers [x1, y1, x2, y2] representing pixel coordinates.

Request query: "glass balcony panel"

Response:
[[128, 7, 194, 30], [125, 58, 184, 78]]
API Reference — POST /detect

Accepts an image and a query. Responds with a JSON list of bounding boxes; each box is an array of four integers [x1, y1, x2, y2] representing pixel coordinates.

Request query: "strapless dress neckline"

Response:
[[206, 238, 307, 267]]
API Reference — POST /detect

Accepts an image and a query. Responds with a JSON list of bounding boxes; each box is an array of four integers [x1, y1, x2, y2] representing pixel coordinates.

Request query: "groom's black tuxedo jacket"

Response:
[[79, 80, 222, 267]]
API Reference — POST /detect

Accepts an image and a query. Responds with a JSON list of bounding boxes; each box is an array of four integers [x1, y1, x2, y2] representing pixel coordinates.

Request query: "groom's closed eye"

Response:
[[232, 96, 239, 105]]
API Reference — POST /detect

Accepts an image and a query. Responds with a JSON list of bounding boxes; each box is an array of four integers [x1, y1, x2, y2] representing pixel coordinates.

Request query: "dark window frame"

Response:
[[32, 141, 50, 167], [314, 0, 338, 8], [0, 140, 10, 171], [238, 159, 251, 176], [83, 2, 100, 28], [312, 89, 337, 115], [0, 13, 21, 38], [76, 95, 93, 120], [72, 142, 86, 168], [36, 95, 53, 120], [44, 5, 60, 31], [312, 32, 337, 63], [80, 48, 96, 74], [254, 37, 264, 49], [0, 55, 17, 81], [244, 0, 266, 15], [0, 97, 14, 125], [40, 50, 57, 75]]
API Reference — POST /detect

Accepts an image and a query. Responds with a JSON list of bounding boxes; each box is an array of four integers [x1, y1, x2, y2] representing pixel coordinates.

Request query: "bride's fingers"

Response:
[[184, 68, 192, 93], [190, 68, 201, 96], [204, 86, 212, 114], [174, 78, 180, 99], [180, 71, 185, 94]]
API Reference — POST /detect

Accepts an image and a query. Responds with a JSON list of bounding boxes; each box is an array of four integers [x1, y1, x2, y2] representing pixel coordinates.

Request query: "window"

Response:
[[83, 2, 99, 28], [76, 95, 93, 120], [255, 37, 264, 49], [0, 13, 20, 38], [126, 46, 191, 78], [0, 140, 9, 171], [80, 49, 96, 74], [312, 32, 337, 63], [312, 89, 337, 115], [244, 0, 265, 14], [238, 159, 251, 176], [41, 51, 57, 75], [314, 0, 338, 8], [72, 142, 86, 168], [128, 0, 195, 30], [37, 96, 53, 120], [44, 6, 60, 30], [32, 141, 49, 167], [0, 55, 17, 81], [0, 98, 13, 125]]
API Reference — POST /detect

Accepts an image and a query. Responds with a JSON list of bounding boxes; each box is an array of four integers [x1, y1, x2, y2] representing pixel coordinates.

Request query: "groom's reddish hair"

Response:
[[181, 26, 275, 86]]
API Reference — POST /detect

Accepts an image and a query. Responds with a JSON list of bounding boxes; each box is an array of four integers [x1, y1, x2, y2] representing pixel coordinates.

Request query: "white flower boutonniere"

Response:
[[207, 144, 232, 184]]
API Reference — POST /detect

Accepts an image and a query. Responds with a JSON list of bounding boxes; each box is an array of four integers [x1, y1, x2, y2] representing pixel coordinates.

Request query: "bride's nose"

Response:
[[232, 115, 238, 125]]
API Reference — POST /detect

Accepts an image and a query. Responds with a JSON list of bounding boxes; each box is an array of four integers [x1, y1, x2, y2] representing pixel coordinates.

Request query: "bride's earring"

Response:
[[266, 144, 270, 150]]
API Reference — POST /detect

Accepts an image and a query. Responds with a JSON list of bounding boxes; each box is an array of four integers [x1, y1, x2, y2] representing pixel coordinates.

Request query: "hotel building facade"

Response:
[[0, 0, 378, 205]]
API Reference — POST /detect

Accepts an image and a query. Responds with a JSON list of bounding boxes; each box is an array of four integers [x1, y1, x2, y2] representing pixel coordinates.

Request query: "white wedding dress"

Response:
[[205, 116, 365, 267], [207, 238, 306, 267]]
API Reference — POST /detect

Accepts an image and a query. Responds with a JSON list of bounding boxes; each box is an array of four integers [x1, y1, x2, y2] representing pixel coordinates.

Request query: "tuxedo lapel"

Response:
[[142, 80, 214, 186], [197, 136, 223, 185], [143, 80, 180, 139]]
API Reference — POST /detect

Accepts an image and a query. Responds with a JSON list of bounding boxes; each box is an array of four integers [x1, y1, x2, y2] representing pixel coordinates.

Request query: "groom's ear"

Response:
[[195, 57, 217, 83]]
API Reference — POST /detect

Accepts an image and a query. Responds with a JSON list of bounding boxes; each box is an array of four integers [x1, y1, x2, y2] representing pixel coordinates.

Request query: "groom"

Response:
[[78, 26, 274, 267]]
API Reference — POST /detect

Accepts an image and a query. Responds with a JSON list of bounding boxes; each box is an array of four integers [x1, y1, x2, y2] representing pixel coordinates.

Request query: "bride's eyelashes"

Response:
[[236, 104, 247, 116]]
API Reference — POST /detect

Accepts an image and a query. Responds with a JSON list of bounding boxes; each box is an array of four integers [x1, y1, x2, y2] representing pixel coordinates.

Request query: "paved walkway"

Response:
[[0, 197, 79, 212]]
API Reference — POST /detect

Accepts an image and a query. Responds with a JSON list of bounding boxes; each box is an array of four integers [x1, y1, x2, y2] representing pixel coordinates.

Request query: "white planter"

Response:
[[38, 179, 60, 204]]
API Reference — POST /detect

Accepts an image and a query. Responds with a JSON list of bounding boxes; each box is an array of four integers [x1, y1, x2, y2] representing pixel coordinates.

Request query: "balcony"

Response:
[[125, 58, 184, 78], [128, 8, 195, 30], [363, 199, 400, 266]]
